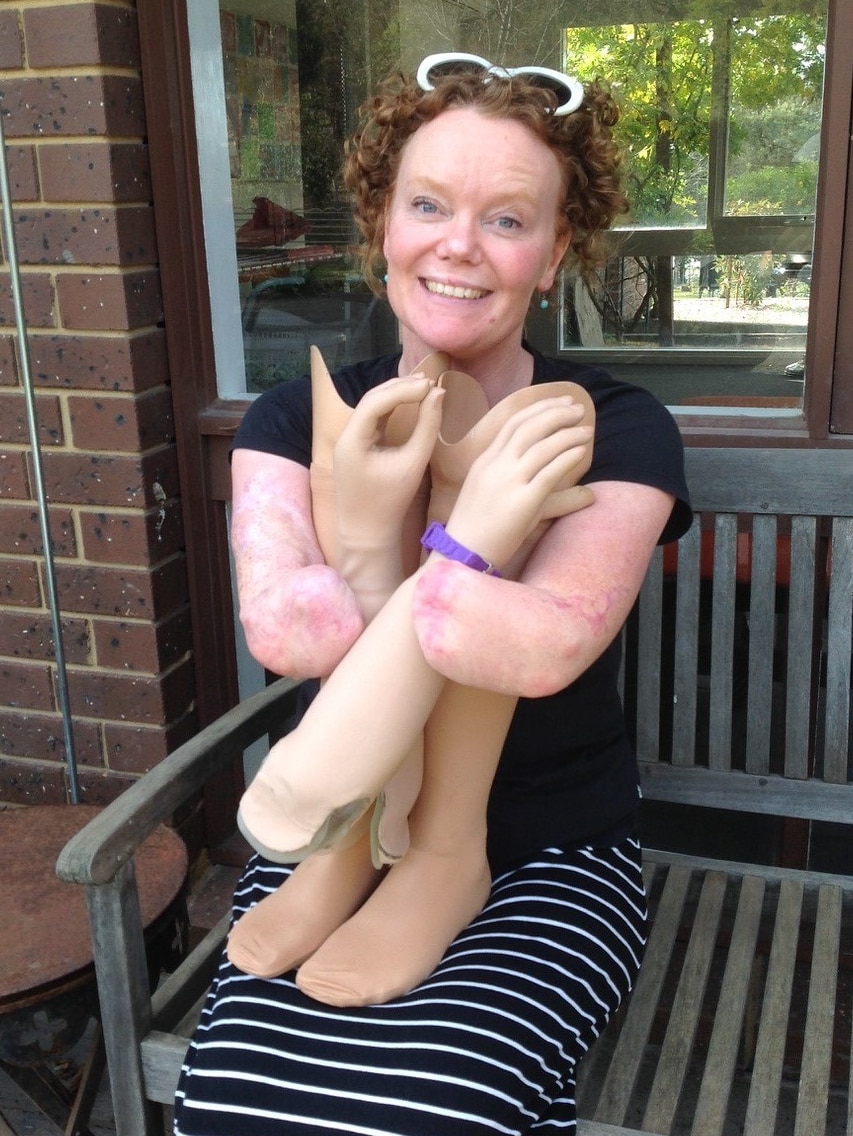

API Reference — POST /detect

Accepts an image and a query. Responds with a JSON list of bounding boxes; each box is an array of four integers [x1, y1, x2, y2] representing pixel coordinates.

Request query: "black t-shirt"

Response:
[[234, 347, 692, 873]]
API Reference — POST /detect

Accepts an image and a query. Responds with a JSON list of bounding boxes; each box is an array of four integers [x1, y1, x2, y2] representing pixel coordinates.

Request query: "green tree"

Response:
[[564, 9, 825, 341], [567, 21, 714, 226], [565, 11, 824, 226]]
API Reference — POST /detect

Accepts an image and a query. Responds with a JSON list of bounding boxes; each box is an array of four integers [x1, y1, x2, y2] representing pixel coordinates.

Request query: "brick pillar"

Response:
[[0, 2, 196, 805]]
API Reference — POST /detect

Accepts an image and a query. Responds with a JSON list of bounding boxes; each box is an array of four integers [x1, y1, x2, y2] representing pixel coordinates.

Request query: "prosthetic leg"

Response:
[[295, 371, 595, 1005], [233, 357, 593, 995], [228, 349, 445, 976]]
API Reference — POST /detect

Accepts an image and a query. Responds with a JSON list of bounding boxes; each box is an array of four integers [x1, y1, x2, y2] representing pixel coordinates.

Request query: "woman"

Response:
[[174, 53, 691, 1135]]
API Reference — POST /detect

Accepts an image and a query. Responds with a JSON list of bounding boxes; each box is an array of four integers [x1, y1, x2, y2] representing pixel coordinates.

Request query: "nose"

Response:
[[438, 214, 481, 262]]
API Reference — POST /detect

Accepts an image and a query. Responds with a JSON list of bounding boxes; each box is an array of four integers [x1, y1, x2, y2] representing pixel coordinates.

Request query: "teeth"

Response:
[[425, 280, 487, 300]]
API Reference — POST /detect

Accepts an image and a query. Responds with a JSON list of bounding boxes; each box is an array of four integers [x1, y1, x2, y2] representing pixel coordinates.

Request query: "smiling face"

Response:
[[382, 107, 570, 380]]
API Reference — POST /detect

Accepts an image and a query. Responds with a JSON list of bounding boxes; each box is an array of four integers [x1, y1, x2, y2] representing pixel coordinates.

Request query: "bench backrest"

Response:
[[624, 447, 853, 826]]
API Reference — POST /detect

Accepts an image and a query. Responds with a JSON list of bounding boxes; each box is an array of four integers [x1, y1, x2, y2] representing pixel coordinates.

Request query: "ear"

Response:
[[538, 228, 572, 292], [382, 206, 393, 262]]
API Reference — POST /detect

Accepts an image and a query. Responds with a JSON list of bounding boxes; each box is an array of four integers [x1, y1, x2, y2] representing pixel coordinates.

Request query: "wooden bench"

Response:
[[56, 446, 853, 1136]]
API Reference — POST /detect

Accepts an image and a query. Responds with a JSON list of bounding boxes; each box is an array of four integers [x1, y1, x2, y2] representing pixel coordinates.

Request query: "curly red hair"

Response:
[[343, 65, 628, 295]]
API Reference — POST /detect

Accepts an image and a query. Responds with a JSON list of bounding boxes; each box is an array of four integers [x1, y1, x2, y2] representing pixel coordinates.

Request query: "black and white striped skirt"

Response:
[[174, 838, 646, 1136]]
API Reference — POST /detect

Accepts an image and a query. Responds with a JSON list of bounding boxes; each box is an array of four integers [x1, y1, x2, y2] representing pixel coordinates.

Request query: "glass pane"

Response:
[[222, 0, 399, 394], [565, 22, 713, 229], [195, 0, 828, 410], [561, 252, 809, 405], [725, 14, 825, 218], [559, 2, 827, 410]]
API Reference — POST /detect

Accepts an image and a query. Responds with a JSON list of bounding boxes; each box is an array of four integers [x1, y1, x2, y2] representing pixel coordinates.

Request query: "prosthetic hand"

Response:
[[321, 351, 448, 620], [434, 380, 595, 575]]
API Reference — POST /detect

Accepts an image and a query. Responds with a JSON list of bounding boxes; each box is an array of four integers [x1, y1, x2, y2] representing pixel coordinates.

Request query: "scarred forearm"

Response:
[[411, 560, 601, 698], [237, 562, 365, 679], [231, 449, 365, 678], [412, 481, 675, 698]]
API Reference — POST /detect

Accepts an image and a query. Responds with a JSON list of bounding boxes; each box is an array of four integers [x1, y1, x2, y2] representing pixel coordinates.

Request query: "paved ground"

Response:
[[578, 293, 809, 406]]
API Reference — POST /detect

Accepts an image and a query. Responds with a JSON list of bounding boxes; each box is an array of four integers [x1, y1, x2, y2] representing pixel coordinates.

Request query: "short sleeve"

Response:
[[532, 350, 691, 545], [586, 376, 692, 544]]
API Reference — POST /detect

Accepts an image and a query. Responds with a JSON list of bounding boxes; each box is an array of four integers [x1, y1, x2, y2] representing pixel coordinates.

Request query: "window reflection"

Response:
[[725, 14, 824, 218], [221, 0, 397, 392], [560, 6, 826, 407], [206, 0, 828, 408]]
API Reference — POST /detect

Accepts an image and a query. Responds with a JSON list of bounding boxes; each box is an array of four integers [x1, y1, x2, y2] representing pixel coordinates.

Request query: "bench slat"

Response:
[[141, 1031, 191, 1105], [593, 864, 692, 1125], [794, 884, 842, 1136], [636, 546, 664, 762], [785, 516, 818, 780], [745, 515, 778, 775], [825, 518, 853, 782], [709, 514, 737, 771], [672, 520, 701, 766], [849, 969, 853, 1136], [684, 449, 853, 516], [638, 763, 853, 823], [743, 878, 804, 1135], [642, 870, 727, 1132], [692, 873, 766, 1136]]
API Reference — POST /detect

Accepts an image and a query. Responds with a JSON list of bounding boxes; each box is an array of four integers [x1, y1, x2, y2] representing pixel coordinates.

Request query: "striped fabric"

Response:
[[174, 840, 647, 1136]]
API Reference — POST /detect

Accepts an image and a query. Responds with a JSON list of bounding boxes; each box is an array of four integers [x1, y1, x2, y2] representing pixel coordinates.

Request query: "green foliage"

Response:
[[716, 253, 775, 307], [727, 162, 818, 215], [565, 10, 825, 225], [729, 13, 825, 109]]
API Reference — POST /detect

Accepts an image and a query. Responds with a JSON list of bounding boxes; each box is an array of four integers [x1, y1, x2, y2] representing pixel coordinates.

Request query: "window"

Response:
[[560, 4, 826, 412], [187, 0, 830, 415]]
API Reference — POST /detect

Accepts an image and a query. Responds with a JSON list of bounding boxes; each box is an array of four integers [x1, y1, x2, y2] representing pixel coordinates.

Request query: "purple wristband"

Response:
[[420, 521, 502, 577]]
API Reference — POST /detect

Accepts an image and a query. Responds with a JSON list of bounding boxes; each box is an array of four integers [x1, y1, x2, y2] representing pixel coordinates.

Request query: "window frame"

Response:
[[557, 6, 828, 434], [142, 0, 853, 448], [656, 0, 851, 442]]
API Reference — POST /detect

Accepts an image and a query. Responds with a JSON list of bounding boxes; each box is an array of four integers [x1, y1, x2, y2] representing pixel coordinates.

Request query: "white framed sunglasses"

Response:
[[416, 52, 584, 117]]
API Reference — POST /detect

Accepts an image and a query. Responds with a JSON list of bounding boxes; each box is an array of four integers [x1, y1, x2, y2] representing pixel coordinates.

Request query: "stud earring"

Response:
[[539, 294, 549, 310]]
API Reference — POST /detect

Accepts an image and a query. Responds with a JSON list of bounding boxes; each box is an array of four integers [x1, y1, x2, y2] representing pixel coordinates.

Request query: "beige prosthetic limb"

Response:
[[235, 386, 591, 865], [228, 350, 445, 977], [296, 374, 595, 1006], [308, 347, 451, 866]]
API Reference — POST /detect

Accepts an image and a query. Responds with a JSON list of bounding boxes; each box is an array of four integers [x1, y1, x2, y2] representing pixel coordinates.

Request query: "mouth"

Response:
[[423, 279, 490, 301]]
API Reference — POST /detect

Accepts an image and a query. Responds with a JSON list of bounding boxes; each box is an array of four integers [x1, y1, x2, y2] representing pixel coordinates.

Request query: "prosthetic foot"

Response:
[[295, 681, 509, 1005], [226, 813, 383, 977]]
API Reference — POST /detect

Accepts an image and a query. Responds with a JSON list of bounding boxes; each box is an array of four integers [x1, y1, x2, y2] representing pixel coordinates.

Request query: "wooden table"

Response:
[[0, 805, 187, 1135]]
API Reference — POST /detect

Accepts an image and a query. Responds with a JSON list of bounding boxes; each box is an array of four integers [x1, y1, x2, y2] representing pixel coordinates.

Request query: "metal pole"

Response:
[[0, 101, 80, 802]]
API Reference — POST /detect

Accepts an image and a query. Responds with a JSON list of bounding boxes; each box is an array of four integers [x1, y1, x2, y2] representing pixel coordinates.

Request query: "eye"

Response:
[[413, 197, 439, 215], [494, 214, 522, 231]]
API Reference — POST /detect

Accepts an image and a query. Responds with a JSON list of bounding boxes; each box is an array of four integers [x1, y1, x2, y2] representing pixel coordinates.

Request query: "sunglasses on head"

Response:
[[416, 52, 584, 117]]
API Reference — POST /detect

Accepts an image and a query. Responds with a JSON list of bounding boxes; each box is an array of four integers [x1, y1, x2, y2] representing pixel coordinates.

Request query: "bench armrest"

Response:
[[57, 676, 302, 887]]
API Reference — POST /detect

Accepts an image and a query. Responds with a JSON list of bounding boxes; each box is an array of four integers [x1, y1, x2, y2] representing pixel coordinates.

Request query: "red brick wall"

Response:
[[0, 1, 197, 805]]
